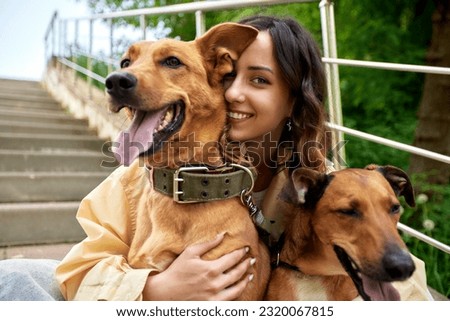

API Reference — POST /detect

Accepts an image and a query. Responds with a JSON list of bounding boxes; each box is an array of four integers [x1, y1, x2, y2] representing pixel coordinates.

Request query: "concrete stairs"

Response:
[[0, 78, 118, 247]]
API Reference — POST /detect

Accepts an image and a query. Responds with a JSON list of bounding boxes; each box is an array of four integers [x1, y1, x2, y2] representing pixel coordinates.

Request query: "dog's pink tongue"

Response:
[[113, 109, 165, 165], [361, 275, 400, 301]]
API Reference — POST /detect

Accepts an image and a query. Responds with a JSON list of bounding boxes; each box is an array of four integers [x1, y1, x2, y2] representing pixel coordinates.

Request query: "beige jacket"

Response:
[[56, 159, 433, 301], [56, 159, 153, 300]]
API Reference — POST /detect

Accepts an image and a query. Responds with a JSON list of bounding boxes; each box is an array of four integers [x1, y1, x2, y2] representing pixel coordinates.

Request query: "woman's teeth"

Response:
[[227, 112, 251, 120]]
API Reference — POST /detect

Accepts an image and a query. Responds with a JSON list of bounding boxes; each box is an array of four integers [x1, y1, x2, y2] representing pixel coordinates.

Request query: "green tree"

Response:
[[409, 0, 450, 185], [81, 0, 197, 39]]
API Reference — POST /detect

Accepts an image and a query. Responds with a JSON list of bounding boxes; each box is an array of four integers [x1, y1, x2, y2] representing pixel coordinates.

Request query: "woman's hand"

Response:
[[142, 233, 255, 300]]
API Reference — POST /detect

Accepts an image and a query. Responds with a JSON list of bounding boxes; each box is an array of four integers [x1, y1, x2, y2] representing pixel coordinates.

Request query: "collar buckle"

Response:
[[173, 166, 210, 203]]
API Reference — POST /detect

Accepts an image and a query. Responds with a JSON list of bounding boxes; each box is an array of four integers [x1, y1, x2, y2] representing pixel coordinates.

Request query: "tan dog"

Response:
[[105, 23, 270, 300], [265, 165, 416, 300]]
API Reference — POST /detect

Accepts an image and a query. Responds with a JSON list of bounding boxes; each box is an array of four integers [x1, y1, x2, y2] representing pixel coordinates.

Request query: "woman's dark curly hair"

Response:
[[239, 15, 328, 172]]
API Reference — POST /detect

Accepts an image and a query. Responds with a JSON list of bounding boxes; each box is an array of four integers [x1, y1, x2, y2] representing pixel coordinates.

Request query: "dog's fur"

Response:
[[105, 23, 270, 300], [265, 165, 416, 300]]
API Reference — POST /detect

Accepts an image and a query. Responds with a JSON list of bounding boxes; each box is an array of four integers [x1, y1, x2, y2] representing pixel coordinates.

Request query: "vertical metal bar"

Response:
[[319, 0, 345, 169], [195, 10, 205, 38], [51, 12, 58, 58], [74, 20, 79, 53], [63, 20, 68, 59], [108, 18, 114, 75], [140, 14, 146, 40], [88, 19, 93, 93], [58, 20, 63, 58], [73, 19, 79, 84]]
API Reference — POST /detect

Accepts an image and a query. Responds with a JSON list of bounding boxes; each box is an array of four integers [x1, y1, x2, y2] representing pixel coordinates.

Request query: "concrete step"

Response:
[[0, 150, 118, 172], [0, 98, 61, 110], [0, 92, 58, 104], [0, 171, 109, 202], [0, 108, 88, 126], [0, 79, 43, 92], [0, 202, 85, 246], [0, 119, 96, 135], [1, 242, 76, 260], [0, 132, 109, 152]]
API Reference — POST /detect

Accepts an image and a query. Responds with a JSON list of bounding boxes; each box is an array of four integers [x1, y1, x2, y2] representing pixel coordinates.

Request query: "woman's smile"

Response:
[[227, 111, 253, 121]]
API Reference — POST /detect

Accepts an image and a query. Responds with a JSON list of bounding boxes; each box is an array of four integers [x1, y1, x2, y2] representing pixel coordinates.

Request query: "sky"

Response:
[[0, 0, 91, 81]]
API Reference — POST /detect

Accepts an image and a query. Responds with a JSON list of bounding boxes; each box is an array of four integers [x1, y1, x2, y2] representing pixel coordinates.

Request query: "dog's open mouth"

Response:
[[333, 245, 400, 301], [113, 101, 185, 165]]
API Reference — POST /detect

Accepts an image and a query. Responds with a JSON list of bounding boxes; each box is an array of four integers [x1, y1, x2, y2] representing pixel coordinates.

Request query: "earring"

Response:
[[286, 118, 292, 132]]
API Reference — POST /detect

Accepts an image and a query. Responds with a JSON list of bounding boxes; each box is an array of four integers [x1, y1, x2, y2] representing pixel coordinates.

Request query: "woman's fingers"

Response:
[[145, 233, 255, 300], [213, 273, 254, 301], [212, 246, 251, 273]]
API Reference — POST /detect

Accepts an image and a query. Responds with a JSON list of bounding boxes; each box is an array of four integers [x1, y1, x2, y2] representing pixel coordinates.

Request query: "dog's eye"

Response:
[[162, 56, 182, 68], [390, 204, 401, 215], [120, 59, 131, 68], [338, 209, 360, 217]]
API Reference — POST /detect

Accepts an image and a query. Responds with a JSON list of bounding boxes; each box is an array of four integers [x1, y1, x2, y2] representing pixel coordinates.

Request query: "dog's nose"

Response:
[[105, 71, 137, 96], [382, 247, 415, 281]]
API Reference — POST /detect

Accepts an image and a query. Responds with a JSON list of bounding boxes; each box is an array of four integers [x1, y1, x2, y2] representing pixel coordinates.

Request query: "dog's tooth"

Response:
[[164, 108, 174, 122]]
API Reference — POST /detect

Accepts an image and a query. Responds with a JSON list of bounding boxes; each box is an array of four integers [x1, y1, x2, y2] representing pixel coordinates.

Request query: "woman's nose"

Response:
[[224, 81, 245, 104]]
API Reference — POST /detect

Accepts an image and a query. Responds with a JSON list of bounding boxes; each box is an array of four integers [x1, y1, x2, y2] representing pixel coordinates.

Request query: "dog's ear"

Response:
[[279, 167, 331, 208], [195, 23, 258, 84], [365, 164, 415, 207]]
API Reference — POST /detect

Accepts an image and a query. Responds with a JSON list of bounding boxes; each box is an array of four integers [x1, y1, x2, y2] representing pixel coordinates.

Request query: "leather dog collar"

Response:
[[148, 164, 256, 203]]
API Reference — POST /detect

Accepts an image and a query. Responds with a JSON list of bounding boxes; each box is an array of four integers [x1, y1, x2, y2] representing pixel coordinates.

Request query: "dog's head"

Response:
[[280, 165, 416, 284], [106, 23, 258, 166]]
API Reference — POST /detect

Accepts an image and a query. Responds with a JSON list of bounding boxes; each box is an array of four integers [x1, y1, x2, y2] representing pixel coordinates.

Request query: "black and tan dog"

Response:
[[105, 23, 270, 300], [265, 165, 416, 300]]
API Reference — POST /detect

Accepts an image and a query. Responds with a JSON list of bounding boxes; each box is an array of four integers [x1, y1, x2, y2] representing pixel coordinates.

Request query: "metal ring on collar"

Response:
[[230, 163, 255, 197]]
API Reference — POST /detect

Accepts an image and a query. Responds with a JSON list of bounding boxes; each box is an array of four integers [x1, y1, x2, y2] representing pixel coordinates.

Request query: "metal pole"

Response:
[[195, 10, 206, 37], [319, 0, 345, 169], [88, 19, 93, 94], [108, 18, 114, 75], [73, 19, 79, 83], [140, 14, 146, 40]]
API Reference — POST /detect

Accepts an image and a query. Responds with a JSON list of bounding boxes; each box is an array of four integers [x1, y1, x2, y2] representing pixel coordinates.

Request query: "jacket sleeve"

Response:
[[56, 164, 155, 301]]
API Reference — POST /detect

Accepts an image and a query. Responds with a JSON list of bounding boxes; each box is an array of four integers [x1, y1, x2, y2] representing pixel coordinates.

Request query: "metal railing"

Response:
[[43, 0, 449, 257]]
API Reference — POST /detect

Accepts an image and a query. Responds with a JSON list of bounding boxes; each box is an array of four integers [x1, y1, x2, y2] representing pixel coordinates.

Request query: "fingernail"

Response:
[[244, 246, 250, 253], [250, 258, 256, 266], [216, 232, 225, 238], [248, 274, 254, 282]]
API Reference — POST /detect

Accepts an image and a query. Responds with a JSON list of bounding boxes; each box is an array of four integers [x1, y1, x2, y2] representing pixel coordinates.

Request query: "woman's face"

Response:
[[224, 31, 294, 144]]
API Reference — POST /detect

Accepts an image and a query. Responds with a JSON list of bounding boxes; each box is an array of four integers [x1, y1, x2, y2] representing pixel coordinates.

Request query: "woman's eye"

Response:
[[163, 56, 182, 68], [120, 59, 131, 68], [252, 77, 268, 85]]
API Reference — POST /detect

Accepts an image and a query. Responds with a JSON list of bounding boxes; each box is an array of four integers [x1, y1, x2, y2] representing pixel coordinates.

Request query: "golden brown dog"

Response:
[[265, 165, 416, 300], [105, 23, 270, 300]]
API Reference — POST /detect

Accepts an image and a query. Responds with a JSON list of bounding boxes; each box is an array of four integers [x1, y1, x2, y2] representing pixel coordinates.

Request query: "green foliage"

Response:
[[334, 0, 432, 170], [81, 0, 197, 39], [400, 174, 450, 297]]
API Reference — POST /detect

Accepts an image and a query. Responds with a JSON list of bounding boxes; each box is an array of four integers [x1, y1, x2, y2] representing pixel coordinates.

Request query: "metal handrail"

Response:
[[326, 122, 450, 165], [322, 57, 450, 75], [398, 223, 450, 255], [58, 58, 107, 84], [67, 0, 317, 21]]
